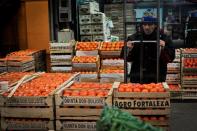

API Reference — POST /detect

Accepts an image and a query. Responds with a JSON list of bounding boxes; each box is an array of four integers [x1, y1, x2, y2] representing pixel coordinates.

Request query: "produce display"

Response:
[[0, 72, 33, 85], [4, 73, 73, 96], [6, 49, 38, 57], [100, 41, 124, 51], [6, 56, 33, 62], [168, 84, 180, 91], [183, 58, 197, 68], [118, 83, 165, 92], [96, 106, 162, 131], [182, 48, 197, 53], [63, 82, 112, 97], [100, 69, 124, 73], [72, 56, 97, 63], [76, 42, 100, 51]]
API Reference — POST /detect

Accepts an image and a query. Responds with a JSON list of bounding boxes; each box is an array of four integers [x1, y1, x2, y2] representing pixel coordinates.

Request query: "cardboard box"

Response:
[[92, 23, 106, 35], [80, 25, 92, 35], [79, 15, 92, 25], [57, 29, 74, 43], [79, 1, 99, 15], [91, 13, 106, 24], [80, 35, 93, 42]]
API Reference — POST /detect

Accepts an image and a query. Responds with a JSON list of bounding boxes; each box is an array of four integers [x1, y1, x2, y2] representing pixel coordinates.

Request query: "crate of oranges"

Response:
[[113, 82, 170, 116], [75, 42, 100, 56], [1, 73, 79, 121], [54, 81, 115, 131], [72, 55, 100, 71], [100, 41, 124, 58]]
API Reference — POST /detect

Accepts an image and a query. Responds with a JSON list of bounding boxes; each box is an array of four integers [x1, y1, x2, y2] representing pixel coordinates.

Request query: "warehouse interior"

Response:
[[0, 0, 197, 131]]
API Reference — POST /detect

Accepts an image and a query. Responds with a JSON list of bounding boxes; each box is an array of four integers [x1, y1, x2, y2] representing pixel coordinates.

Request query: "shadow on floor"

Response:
[[170, 101, 197, 131]]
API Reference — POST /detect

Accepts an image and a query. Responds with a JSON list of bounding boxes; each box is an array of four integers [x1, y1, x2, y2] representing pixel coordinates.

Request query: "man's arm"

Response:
[[160, 36, 175, 64]]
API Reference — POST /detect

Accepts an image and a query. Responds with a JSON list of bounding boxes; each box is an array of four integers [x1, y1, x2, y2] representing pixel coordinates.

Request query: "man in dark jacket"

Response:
[[122, 16, 175, 83]]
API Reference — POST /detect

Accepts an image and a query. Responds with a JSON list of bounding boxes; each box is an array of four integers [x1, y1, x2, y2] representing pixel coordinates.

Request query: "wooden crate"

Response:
[[0, 66, 7, 73], [1, 118, 54, 131], [113, 82, 171, 116], [0, 59, 7, 66], [1, 73, 80, 120], [7, 65, 35, 72], [50, 42, 74, 54], [75, 42, 100, 56], [100, 50, 121, 58], [182, 89, 197, 99], [55, 81, 115, 119], [72, 56, 100, 72], [100, 73, 124, 83]]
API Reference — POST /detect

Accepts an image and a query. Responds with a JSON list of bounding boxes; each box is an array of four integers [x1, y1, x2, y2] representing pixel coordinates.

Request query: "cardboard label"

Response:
[[62, 121, 96, 130], [114, 99, 170, 109], [6, 97, 46, 106], [62, 96, 105, 106]]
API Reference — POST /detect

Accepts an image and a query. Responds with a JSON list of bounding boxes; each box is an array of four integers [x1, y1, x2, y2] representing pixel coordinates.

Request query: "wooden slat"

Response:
[[56, 107, 102, 118], [56, 116, 99, 120], [124, 109, 170, 115], [1, 107, 54, 120], [114, 91, 170, 98], [1, 118, 54, 130]]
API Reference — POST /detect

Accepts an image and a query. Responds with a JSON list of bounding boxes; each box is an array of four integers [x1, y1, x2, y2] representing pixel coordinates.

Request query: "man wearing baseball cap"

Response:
[[121, 14, 175, 83]]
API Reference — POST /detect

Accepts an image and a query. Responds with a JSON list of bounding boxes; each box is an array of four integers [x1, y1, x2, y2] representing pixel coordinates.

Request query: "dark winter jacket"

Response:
[[121, 29, 175, 83]]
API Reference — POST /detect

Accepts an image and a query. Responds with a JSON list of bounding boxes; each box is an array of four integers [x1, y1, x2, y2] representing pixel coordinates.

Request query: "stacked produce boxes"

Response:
[[79, 1, 110, 42], [73, 42, 100, 82], [0, 58, 7, 73], [181, 48, 197, 99], [113, 82, 170, 130], [104, 3, 136, 40], [100, 41, 124, 82], [54, 81, 114, 131], [50, 42, 75, 72], [0, 49, 46, 72], [166, 49, 182, 99]]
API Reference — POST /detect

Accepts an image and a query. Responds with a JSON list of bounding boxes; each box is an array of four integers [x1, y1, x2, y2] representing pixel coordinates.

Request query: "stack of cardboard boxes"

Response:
[[79, 1, 110, 42]]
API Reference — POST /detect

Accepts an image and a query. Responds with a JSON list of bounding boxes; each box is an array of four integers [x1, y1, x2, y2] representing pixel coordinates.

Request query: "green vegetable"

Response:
[[96, 106, 163, 131]]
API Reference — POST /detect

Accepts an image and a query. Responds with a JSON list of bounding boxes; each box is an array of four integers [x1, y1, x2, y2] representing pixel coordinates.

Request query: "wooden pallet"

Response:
[[1, 118, 54, 131]]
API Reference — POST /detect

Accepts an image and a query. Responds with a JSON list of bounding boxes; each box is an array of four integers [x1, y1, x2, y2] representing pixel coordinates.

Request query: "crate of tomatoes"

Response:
[[72, 55, 100, 72], [113, 82, 170, 116], [75, 42, 100, 56], [1, 72, 79, 131], [99, 41, 124, 58], [54, 81, 115, 131]]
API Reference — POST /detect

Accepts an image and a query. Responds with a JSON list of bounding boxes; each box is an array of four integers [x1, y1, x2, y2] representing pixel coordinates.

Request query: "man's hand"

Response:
[[160, 40, 165, 47], [127, 41, 134, 48]]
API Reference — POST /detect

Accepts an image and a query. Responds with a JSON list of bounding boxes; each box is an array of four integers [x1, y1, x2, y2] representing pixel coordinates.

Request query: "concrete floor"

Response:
[[170, 101, 197, 131]]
